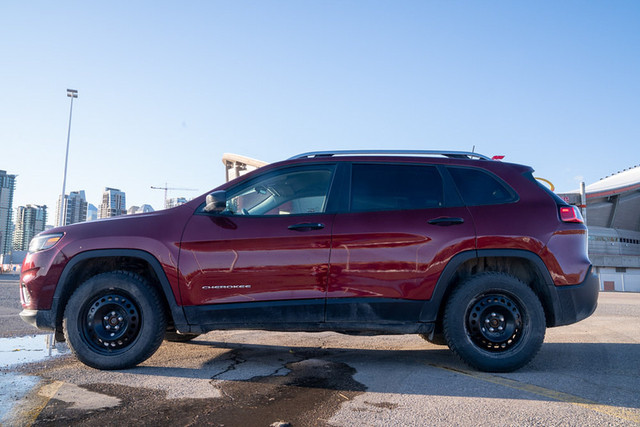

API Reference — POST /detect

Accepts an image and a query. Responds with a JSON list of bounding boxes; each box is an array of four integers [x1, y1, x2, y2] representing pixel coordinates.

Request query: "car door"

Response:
[[179, 163, 337, 325], [327, 162, 477, 322]]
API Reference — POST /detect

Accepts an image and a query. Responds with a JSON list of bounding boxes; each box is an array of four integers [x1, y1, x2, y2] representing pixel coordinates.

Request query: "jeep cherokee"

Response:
[[19, 150, 599, 372]]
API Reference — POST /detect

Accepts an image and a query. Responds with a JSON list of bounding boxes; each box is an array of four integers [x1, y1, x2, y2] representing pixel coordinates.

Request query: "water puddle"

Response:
[[0, 372, 41, 425], [0, 334, 69, 369]]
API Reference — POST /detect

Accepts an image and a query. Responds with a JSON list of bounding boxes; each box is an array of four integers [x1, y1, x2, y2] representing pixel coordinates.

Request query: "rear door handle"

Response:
[[428, 217, 465, 226], [288, 223, 325, 232]]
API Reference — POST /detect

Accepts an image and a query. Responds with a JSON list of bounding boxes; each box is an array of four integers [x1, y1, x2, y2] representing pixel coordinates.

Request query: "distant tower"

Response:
[[0, 170, 17, 258], [99, 187, 126, 218], [56, 190, 88, 226], [86, 204, 98, 221], [67, 191, 88, 224], [13, 205, 47, 251]]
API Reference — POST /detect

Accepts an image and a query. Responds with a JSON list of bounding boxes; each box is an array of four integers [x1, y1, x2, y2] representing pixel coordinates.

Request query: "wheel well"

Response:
[[54, 256, 173, 336], [436, 256, 555, 330]]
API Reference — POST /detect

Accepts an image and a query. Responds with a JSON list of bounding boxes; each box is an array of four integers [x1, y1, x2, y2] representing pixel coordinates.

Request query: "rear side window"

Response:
[[448, 166, 518, 206], [351, 164, 444, 212]]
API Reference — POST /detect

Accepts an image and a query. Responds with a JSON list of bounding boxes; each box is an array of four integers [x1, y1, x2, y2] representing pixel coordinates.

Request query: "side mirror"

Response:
[[204, 190, 227, 213]]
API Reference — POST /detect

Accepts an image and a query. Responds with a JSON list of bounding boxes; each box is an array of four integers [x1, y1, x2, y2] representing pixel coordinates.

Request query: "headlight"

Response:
[[28, 233, 64, 253]]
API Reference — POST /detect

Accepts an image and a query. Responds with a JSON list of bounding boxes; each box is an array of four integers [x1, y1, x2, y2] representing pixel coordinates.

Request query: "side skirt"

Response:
[[182, 298, 434, 335]]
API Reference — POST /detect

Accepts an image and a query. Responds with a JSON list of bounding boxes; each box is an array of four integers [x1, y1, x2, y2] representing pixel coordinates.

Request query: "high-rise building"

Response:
[[13, 205, 47, 251], [86, 204, 98, 221], [0, 170, 17, 258], [99, 187, 126, 218], [56, 190, 88, 226]]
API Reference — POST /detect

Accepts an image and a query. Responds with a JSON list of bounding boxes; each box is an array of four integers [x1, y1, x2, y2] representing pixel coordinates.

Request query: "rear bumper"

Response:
[[551, 266, 599, 327]]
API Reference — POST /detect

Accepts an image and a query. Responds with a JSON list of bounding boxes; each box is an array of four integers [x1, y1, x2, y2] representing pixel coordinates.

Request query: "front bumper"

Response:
[[551, 266, 599, 327], [19, 309, 55, 332]]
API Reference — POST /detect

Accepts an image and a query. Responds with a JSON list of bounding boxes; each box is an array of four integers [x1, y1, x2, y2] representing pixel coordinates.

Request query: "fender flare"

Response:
[[51, 249, 188, 331], [418, 249, 560, 325]]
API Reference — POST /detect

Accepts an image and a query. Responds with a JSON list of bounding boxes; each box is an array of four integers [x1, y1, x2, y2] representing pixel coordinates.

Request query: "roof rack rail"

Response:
[[289, 150, 492, 160]]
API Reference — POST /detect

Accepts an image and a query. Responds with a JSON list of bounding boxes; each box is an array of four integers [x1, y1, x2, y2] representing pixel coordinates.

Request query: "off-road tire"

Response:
[[63, 271, 167, 370], [443, 272, 546, 372]]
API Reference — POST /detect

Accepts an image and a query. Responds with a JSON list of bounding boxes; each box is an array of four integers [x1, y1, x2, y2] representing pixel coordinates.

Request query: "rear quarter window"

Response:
[[448, 166, 518, 206]]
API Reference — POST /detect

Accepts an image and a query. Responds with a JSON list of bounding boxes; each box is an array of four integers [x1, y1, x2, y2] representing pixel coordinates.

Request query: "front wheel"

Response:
[[443, 272, 546, 372], [63, 271, 167, 370]]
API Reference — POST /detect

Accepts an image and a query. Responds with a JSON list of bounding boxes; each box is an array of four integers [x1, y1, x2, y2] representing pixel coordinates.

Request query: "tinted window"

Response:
[[351, 164, 444, 212], [448, 166, 517, 206], [224, 166, 335, 216]]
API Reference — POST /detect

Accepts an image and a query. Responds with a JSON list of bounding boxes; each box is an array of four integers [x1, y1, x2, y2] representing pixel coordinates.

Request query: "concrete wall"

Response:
[[597, 267, 640, 292]]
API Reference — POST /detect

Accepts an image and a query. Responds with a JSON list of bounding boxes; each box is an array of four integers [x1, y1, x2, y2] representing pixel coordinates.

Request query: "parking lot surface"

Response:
[[1, 274, 639, 426]]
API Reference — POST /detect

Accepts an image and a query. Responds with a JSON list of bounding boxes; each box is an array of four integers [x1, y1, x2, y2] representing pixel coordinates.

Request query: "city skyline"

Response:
[[1, 173, 191, 229], [6, 163, 204, 219], [3, 173, 193, 222]]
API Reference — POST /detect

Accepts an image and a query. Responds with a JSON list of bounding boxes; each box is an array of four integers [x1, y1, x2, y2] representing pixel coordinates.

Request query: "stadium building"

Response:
[[560, 165, 640, 292]]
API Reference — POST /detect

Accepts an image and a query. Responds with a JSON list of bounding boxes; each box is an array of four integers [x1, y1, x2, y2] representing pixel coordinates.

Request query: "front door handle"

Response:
[[288, 223, 325, 232], [428, 217, 465, 226]]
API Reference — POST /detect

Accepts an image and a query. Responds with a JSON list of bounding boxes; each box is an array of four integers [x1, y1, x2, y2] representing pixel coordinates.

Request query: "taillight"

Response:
[[559, 206, 583, 223]]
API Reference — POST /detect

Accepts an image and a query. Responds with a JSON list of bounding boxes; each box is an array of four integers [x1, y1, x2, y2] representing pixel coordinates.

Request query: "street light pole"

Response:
[[58, 89, 78, 227]]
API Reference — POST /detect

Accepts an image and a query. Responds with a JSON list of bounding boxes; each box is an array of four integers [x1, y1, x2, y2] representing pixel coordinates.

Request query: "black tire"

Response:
[[63, 271, 167, 370], [443, 272, 546, 372], [418, 332, 448, 346], [164, 331, 201, 342]]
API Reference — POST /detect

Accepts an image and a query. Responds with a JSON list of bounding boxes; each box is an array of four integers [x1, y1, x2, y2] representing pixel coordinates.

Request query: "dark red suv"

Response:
[[19, 150, 598, 372]]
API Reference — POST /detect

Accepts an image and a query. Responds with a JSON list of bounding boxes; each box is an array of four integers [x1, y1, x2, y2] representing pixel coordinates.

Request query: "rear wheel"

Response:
[[63, 271, 167, 370], [443, 272, 545, 372]]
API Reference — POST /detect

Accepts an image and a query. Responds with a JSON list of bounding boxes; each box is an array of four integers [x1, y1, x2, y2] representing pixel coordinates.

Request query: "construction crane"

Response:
[[150, 184, 198, 209]]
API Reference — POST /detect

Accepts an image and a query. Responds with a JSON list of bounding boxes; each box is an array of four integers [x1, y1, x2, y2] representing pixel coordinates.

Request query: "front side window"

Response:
[[223, 165, 335, 216], [351, 164, 444, 212]]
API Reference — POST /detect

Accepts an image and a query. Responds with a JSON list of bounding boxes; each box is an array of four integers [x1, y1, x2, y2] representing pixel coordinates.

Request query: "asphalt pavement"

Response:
[[0, 274, 33, 338], [1, 274, 639, 426]]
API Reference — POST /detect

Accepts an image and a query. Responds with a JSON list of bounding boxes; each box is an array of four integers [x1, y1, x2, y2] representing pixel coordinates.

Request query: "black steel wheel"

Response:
[[466, 293, 524, 352], [443, 272, 546, 372], [81, 292, 141, 353], [63, 271, 167, 370]]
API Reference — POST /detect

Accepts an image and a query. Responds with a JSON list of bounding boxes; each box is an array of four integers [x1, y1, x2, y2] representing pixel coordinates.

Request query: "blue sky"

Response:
[[2, 1, 639, 218]]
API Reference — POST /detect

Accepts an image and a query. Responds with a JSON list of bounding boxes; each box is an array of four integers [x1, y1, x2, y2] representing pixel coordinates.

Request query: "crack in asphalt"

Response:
[[209, 349, 248, 380]]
